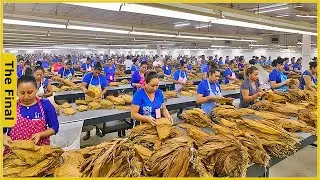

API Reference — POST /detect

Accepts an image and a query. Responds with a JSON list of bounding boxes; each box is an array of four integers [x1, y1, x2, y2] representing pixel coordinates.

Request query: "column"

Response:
[[301, 34, 311, 72], [107, 48, 111, 56], [157, 44, 161, 56]]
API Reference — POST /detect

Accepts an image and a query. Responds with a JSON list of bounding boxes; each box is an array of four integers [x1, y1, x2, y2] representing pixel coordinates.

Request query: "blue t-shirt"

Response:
[[269, 69, 284, 83], [41, 61, 50, 69], [293, 63, 302, 71], [162, 65, 172, 75], [131, 71, 143, 92], [238, 63, 245, 69], [52, 58, 58, 63], [58, 67, 75, 78], [81, 63, 93, 71], [173, 70, 187, 81], [300, 70, 317, 89], [131, 65, 140, 72], [82, 72, 108, 89], [187, 64, 192, 70], [5, 98, 59, 135], [104, 66, 116, 75], [17, 69, 24, 78], [284, 63, 290, 71], [197, 80, 221, 97], [223, 67, 234, 84], [132, 89, 165, 118]]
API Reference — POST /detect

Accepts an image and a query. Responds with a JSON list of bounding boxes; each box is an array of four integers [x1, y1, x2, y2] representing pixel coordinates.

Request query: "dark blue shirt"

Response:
[[131, 71, 143, 92], [300, 70, 317, 89], [58, 67, 75, 78], [41, 61, 50, 69], [269, 69, 283, 83], [162, 65, 172, 75], [197, 80, 221, 97], [82, 72, 108, 89]]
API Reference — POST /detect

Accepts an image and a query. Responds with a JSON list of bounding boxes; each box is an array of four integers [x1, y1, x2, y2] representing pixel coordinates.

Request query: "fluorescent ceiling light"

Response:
[[26, 50, 34, 53], [210, 45, 228, 48], [256, 7, 289, 14], [276, 14, 289, 18], [296, 15, 317, 18], [249, 44, 268, 47], [174, 23, 190, 27], [195, 24, 211, 29], [68, 25, 129, 34], [66, 4, 317, 36], [253, 4, 287, 11], [3, 19, 66, 29], [130, 31, 175, 38]]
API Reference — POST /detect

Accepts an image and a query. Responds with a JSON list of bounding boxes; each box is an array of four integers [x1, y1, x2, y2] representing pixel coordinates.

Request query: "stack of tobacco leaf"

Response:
[[181, 108, 213, 127], [4, 140, 63, 177]]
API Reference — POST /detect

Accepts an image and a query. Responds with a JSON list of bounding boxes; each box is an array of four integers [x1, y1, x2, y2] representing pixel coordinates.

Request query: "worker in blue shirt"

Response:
[[81, 62, 108, 140], [34, 66, 53, 98], [58, 61, 75, 80], [218, 57, 224, 69], [269, 58, 291, 92], [104, 59, 116, 82], [173, 62, 188, 92], [283, 57, 292, 75], [203, 61, 218, 79], [131, 58, 140, 74], [80, 57, 93, 73], [265, 56, 273, 66], [41, 56, 50, 71], [131, 71, 173, 126], [3, 75, 59, 152], [131, 61, 148, 94], [196, 68, 222, 114], [293, 58, 302, 73], [224, 60, 239, 84], [162, 59, 173, 77], [17, 58, 25, 76], [200, 55, 208, 73], [225, 56, 230, 65], [300, 61, 317, 91], [17, 60, 31, 78]]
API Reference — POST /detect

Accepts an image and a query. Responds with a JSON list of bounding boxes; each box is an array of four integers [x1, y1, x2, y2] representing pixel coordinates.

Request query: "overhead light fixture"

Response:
[[255, 7, 289, 14], [249, 44, 268, 47], [174, 22, 190, 27], [296, 15, 317, 18], [3, 19, 66, 28], [195, 24, 211, 29], [276, 14, 290, 18], [210, 45, 228, 48], [252, 4, 287, 11], [68, 25, 129, 34]]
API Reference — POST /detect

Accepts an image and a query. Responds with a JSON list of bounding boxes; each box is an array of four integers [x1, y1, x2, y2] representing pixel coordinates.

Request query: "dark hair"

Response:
[[132, 58, 138, 63], [94, 62, 102, 71], [245, 66, 258, 76], [34, 66, 44, 73], [25, 67, 33, 76], [19, 58, 24, 62], [249, 59, 255, 65], [208, 61, 218, 69], [127, 55, 131, 59], [87, 57, 91, 61], [208, 68, 219, 76], [145, 71, 158, 84], [272, 58, 285, 67], [239, 56, 244, 61], [309, 61, 317, 69], [58, 59, 63, 62], [66, 61, 72, 65], [25, 60, 31, 66], [228, 60, 234, 66], [180, 61, 186, 67], [36, 61, 42, 67], [18, 75, 37, 88], [140, 61, 148, 66]]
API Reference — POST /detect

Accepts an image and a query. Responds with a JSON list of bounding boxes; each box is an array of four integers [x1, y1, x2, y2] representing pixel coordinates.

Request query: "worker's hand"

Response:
[[31, 133, 41, 145], [285, 79, 291, 85], [147, 116, 157, 126], [168, 115, 174, 125], [256, 92, 264, 97], [3, 135, 12, 147], [208, 95, 216, 101]]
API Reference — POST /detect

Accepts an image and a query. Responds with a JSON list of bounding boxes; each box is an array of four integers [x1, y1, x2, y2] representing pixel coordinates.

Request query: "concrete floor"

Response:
[[80, 112, 317, 177]]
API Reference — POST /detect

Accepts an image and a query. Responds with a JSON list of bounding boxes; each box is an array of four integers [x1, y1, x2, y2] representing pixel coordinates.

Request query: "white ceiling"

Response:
[[3, 3, 317, 50]]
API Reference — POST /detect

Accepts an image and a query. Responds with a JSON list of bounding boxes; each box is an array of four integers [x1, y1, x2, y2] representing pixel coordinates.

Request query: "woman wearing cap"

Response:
[[80, 62, 108, 140], [58, 61, 75, 80], [196, 68, 222, 114], [51, 59, 64, 75], [223, 60, 239, 84], [131, 71, 173, 126], [299, 62, 317, 91], [269, 58, 291, 92], [240, 66, 264, 108], [104, 59, 116, 82], [173, 61, 188, 92], [3, 75, 59, 154], [131, 61, 148, 94], [80, 57, 93, 73], [34, 66, 53, 98]]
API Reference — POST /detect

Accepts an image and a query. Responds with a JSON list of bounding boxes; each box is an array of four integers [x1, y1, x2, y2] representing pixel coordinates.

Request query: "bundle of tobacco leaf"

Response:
[[80, 139, 142, 177], [54, 151, 85, 177], [143, 136, 211, 177], [211, 105, 256, 121], [180, 108, 213, 127], [4, 140, 63, 177]]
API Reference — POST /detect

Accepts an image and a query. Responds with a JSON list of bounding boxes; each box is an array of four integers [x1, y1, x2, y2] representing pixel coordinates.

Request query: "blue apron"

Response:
[[201, 80, 222, 114], [275, 72, 288, 92]]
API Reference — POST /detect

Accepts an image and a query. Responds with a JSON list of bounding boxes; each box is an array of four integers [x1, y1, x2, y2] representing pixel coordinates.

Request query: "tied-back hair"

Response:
[[145, 70, 158, 84], [18, 75, 37, 88]]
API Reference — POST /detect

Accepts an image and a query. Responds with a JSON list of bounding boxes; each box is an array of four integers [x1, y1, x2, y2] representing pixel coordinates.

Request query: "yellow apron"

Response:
[[85, 75, 102, 102]]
